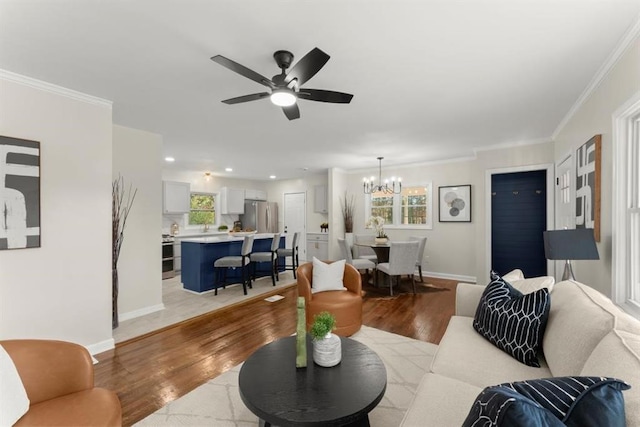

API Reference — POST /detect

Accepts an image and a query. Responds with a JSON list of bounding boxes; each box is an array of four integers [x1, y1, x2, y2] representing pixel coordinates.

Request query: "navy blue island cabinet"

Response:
[[181, 234, 285, 293]]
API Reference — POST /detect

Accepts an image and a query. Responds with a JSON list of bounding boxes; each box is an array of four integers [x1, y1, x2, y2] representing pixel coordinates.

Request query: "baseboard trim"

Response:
[[120, 303, 165, 322], [423, 270, 476, 284], [87, 338, 115, 356]]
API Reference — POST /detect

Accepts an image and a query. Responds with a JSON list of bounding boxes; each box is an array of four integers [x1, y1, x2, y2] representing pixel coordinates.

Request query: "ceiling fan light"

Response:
[[270, 90, 296, 107]]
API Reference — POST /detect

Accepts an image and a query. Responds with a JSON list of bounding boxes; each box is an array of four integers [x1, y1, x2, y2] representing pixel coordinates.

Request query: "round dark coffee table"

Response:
[[239, 335, 387, 427]]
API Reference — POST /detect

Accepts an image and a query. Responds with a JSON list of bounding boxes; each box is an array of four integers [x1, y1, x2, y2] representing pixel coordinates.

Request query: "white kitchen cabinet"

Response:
[[314, 185, 328, 213], [306, 232, 328, 261], [220, 187, 245, 214], [163, 181, 191, 214], [244, 189, 267, 200]]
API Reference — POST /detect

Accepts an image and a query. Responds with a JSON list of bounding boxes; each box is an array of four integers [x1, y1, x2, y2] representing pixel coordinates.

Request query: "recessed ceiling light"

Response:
[[165, 157, 175, 162], [225, 167, 233, 172], [269, 175, 276, 179]]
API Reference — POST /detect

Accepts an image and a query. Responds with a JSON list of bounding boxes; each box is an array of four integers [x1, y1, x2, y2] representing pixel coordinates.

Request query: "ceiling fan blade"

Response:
[[211, 55, 275, 88], [298, 89, 353, 104], [221, 92, 270, 105], [284, 48, 330, 87], [282, 103, 300, 120]]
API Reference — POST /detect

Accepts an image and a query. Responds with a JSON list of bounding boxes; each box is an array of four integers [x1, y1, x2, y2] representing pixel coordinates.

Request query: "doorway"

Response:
[[283, 192, 307, 260], [490, 170, 548, 277]]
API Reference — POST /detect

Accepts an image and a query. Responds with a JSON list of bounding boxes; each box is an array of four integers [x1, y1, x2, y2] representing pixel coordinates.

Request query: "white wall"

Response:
[[113, 125, 163, 321], [553, 35, 640, 296], [0, 72, 114, 353]]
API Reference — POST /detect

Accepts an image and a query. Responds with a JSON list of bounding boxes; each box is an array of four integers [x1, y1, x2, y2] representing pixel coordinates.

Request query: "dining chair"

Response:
[[353, 234, 378, 264], [409, 236, 428, 282], [276, 231, 300, 279], [376, 241, 420, 296], [250, 233, 281, 287], [338, 238, 376, 285], [213, 234, 255, 295]]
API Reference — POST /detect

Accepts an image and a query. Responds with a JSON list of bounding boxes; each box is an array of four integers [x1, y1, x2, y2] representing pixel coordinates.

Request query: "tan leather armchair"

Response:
[[297, 261, 363, 336], [1, 339, 122, 426]]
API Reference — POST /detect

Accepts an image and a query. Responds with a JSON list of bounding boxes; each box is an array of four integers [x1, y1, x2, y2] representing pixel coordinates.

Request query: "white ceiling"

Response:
[[1, 1, 639, 180]]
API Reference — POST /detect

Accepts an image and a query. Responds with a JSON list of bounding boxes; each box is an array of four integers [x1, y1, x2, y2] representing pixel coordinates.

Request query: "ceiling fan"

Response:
[[210, 48, 353, 120]]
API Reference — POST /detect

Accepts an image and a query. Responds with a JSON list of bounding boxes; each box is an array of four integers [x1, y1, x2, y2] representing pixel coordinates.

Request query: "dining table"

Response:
[[355, 242, 391, 263]]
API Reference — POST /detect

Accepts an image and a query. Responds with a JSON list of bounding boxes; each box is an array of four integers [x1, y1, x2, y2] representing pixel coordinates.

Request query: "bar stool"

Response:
[[213, 234, 255, 295], [277, 231, 300, 279], [250, 233, 281, 287]]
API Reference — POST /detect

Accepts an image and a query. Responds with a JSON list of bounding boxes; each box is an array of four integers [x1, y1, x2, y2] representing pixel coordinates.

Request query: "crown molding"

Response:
[[473, 137, 552, 154], [552, 13, 640, 140], [0, 69, 112, 108]]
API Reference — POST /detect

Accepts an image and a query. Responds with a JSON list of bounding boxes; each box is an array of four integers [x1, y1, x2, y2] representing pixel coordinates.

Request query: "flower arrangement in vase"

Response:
[[366, 216, 388, 243], [310, 311, 341, 367]]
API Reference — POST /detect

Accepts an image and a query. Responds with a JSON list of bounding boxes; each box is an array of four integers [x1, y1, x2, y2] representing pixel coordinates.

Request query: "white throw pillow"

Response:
[[502, 269, 525, 282], [312, 257, 347, 293], [0, 344, 30, 426], [500, 269, 555, 294], [511, 276, 555, 294]]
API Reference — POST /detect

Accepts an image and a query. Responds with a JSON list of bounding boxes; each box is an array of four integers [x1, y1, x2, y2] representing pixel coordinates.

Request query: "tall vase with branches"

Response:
[[340, 192, 355, 233], [112, 176, 137, 329]]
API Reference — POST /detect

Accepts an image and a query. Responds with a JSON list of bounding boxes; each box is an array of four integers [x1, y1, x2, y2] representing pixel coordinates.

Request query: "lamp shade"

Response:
[[543, 229, 599, 260]]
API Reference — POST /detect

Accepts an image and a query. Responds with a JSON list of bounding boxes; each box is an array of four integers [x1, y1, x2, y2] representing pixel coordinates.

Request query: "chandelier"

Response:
[[363, 157, 402, 195]]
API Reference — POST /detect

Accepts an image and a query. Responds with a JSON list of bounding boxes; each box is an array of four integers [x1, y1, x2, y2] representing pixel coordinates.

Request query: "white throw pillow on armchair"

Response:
[[312, 257, 347, 293], [0, 344, 30, 426]]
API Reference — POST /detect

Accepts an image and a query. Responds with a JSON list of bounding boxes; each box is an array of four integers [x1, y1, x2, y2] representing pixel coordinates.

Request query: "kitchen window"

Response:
[[366, 184, 433, 229], [189, 193, 215, 226]]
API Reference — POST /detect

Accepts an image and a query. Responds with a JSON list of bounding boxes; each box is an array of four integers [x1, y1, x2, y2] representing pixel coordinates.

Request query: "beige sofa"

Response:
[[401, 279, 640, 426]]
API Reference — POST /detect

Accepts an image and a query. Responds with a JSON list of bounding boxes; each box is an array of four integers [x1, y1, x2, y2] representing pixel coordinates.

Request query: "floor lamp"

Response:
[[543, 229, 599, 281]]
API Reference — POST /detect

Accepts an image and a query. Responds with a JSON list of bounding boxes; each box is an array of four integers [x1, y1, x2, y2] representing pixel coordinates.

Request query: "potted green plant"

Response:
[[310, 312, 342, 367], [217, 224, 229, 232]]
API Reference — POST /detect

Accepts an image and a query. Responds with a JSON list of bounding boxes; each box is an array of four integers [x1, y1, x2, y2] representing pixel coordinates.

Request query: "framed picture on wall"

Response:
[[575, 134, 601, 241], [439, 184, 471, 222], [0, 135, 41, 250]]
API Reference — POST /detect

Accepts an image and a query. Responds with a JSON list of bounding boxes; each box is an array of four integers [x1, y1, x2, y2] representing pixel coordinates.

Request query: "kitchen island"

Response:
[[181, 233, 285, 293]]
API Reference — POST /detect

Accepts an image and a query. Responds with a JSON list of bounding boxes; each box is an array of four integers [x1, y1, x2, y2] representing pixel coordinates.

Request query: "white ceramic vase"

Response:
[[313, 332, 342, 367]]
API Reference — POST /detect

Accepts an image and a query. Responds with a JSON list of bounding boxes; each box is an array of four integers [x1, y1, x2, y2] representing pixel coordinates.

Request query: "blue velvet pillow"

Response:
[[462, 376, 631, 427], [473, 273, 550, 367]]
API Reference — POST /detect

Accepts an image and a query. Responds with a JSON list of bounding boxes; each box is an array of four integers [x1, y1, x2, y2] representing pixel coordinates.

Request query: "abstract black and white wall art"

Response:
[[0, 136, 41, 250], [575, 135, 601, 242], [439, 184, 471, 222]]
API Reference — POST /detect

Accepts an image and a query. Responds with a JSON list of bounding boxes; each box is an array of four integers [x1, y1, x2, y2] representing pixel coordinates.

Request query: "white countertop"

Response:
[[180, 233, 280, 244]]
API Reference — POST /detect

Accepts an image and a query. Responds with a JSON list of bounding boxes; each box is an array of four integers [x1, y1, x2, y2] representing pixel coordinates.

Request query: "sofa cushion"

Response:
[[543, 280, 618, 376], [462, 377, 630, 427], [401, 373, 483, 427], [431, 316, 553, 387], [581, 330, 640, 427], [473, 276, 550, 367]]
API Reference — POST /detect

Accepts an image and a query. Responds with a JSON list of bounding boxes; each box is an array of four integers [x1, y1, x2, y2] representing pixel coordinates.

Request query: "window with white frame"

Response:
[[366, 184, 433, 229], [189, 193, 216, 226], [613, 94, 640, 318]]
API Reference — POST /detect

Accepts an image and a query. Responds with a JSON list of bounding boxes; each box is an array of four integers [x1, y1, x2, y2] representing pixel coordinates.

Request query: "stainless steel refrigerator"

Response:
[[240, 201, 279, 233]]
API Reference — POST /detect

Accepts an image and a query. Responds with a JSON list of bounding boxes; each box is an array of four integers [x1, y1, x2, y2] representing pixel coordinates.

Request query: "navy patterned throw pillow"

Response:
[[462, 376, 631, 427], [473, 274, 550, 367]]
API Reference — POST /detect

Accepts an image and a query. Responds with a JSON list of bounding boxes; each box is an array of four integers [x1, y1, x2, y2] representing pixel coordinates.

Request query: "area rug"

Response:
[[135, 325, 438, 426]]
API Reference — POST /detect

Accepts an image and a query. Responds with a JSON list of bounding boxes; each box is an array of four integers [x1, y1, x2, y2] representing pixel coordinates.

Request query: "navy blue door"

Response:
[[491, 170, 547, 277]]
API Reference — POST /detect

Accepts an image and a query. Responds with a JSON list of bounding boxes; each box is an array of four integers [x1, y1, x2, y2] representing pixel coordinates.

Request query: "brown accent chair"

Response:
[[1, 339, 122, 426], [297, 261, 363, 336]]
